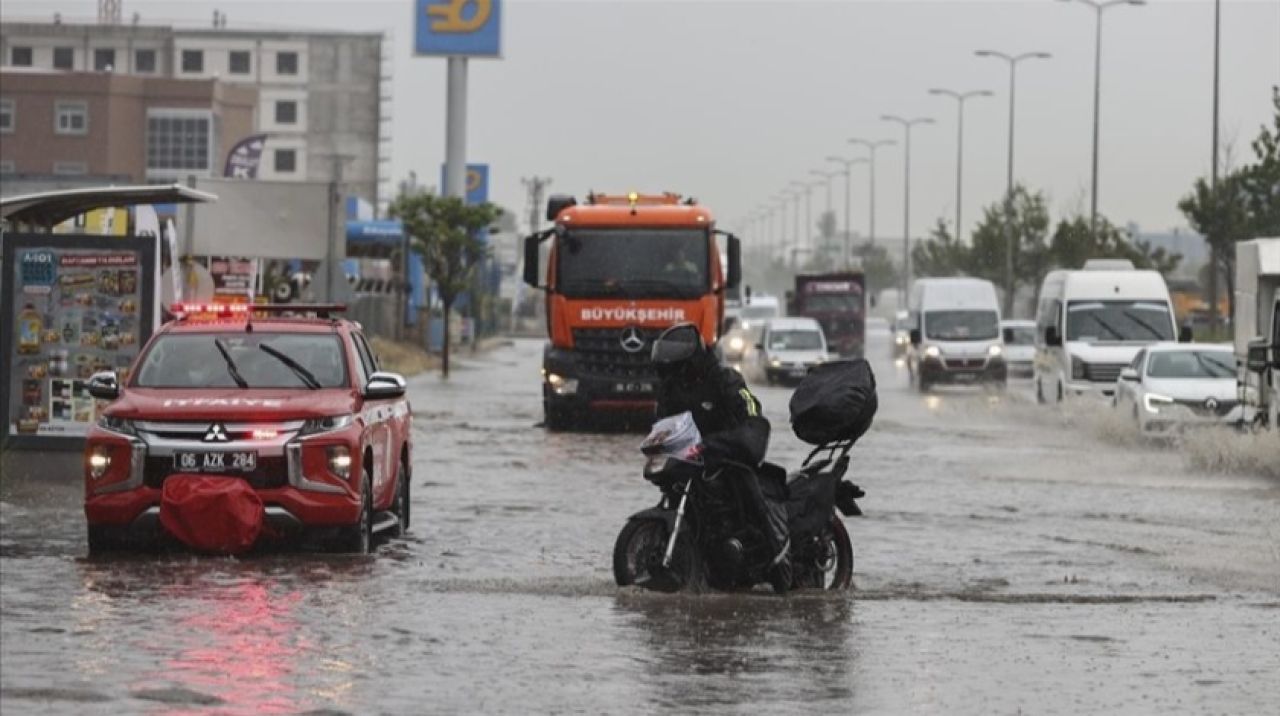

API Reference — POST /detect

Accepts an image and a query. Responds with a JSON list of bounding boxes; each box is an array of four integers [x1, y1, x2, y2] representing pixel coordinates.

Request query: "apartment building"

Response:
[[0, 20, 389, 204]]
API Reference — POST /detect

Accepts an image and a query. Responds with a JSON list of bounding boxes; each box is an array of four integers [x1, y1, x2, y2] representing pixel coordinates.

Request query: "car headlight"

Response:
[[769, 358, 782, 367], [1143, 393, 1174, 414], [988, 344, 1003, 357], [924, 345, 941, 359], [88, 445, 112, 479], [728, 337, 745, 352], [326, 444, 352, 479], [97, 415, 136, 436], [895, 334, 908, 345], [300, 414, 355, 435], [546, 372, 578, 395], [1071, 357, 1086, 380]]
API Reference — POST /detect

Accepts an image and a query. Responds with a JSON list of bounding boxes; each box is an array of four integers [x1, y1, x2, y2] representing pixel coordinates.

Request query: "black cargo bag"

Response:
[[788, 359, 878, 446]]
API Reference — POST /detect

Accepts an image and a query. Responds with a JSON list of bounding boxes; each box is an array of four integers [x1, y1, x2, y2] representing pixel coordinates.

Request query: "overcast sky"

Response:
[[6, 0, 1279, 244]]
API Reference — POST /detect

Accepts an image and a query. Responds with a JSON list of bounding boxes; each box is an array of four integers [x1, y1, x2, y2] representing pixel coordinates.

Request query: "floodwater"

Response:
[[2, 329, 1278, 715]]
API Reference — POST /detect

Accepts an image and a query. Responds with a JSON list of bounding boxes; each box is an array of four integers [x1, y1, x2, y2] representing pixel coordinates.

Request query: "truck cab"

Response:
[[523, 192, 740, 429], [791, 272, 867, 358], [1234, 238, 1280, 430]]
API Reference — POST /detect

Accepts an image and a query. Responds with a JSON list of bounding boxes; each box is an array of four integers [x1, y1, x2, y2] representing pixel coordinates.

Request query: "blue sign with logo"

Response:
[[414, 0, 502, 57], [440, 163, 489, 205]]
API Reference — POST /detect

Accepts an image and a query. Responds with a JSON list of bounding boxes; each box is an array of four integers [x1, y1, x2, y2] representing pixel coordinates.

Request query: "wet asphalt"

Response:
[[2, 328, 1278, 715]]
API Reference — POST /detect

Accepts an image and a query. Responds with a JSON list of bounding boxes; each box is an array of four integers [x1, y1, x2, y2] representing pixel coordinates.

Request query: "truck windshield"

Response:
[[925, 311, 998, 341], [134, 333, 348, 389], [1066, 301, 1174, 342], [1146, 350, 1234, 379], [803, 294, 862, 313], [557, 228, 708, 299]]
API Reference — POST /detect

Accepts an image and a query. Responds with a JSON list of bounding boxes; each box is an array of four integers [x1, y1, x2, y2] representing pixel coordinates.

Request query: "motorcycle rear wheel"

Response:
[[798, 515, 854, 590], [613, 519, 702, 592]]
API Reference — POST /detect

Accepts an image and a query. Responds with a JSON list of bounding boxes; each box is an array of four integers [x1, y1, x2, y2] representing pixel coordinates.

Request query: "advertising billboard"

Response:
[[414, 0, 502, 57], [1, 234, 156, 449]]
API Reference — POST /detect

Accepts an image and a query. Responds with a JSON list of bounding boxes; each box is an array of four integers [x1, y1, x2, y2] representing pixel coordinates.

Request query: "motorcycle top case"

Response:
[[788, 359, 878, 446]]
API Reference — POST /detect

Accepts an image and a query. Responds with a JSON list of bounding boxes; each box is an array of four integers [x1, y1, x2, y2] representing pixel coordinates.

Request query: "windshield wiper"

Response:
[[1191, 351, 1232, 379], [213, 338, 250, 389], [1085, 315, 1125, 340], [259, 343, 322, 389], [1121, 310, 1168, 340]]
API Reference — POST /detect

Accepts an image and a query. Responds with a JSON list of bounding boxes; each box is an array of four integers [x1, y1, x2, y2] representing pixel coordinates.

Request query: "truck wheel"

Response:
[[391, 458, 410, 536], [334, 475, 373, 554]]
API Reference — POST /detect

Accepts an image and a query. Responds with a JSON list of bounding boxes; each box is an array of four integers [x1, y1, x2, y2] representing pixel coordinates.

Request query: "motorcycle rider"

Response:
[[650, 323, 793, 592]]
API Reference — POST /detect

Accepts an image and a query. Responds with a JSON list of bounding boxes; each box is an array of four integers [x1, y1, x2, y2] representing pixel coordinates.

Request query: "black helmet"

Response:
[[651, 323, 710, 381]]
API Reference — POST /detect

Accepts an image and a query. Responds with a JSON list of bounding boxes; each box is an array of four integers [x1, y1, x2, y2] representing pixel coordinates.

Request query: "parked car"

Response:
[[82, 303, 412, 554], [749, 317, 829, 385], [1113, 343, 1240, 435], [1001, 319, 1037, 378]]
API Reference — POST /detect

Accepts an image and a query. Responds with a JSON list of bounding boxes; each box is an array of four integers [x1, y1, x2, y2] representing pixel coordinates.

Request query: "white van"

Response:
[[906, 278, 1006, 391], [1034, 269, 1184, 402]]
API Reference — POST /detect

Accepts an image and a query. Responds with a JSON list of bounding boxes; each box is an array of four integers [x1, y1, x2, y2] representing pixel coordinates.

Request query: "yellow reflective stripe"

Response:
[[740, 388, 758, 417]]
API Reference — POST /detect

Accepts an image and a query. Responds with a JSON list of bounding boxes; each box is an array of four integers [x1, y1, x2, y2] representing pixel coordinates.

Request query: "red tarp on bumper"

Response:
[[159, 475, 264, 554]]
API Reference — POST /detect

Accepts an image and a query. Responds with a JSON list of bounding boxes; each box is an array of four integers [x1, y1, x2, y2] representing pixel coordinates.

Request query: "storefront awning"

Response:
[[1, 184, 217, 228]]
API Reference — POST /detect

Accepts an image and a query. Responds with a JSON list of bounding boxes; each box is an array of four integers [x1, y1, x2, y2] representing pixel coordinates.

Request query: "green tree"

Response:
[[852, 241, 900, 302], [967, 185, 1052, 315], [1049, 214, 1182, 275], [911, 219, 969, 278], [389, 192, 502, 378]]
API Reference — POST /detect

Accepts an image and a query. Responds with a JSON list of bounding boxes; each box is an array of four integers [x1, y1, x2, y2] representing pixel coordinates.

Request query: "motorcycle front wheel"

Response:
[[612, 519, 703, 592], [797, 515, 854, 590]]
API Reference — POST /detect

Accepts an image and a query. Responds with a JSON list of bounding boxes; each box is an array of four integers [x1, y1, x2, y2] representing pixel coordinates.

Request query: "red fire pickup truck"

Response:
[[82, 304, 412, 554]]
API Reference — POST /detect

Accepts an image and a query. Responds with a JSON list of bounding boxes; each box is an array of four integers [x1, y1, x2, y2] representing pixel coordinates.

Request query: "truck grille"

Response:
[[1083, 362, 1127, 383], [144, 455, 288, 489], [571, 327, 661, 380]]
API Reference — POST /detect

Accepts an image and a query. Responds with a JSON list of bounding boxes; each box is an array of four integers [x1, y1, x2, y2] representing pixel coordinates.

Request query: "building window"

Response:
[[182, 49, 204, 73], [53, 161, 88, 175], [274, 100, 297, 125], [274, 149, 297, 173], [0, 160, 14, 175], [11, 47, 33, 66], [0, 100, 13, 134], [229, 50, 251, 75], [93, 48, 116, 71], [53, 47, 74, 70], [54, 101, 88, 135], [146, 110, 214, 174], [135, 49, 157, 73], [276, 51, 298, 75]]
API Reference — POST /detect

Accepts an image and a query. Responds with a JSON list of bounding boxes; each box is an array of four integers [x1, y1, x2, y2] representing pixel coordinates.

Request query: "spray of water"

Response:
[[1178, 427, 1280, 479]]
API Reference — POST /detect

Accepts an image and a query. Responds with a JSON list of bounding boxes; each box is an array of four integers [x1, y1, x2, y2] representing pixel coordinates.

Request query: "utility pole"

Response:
[[321, 154, 355, 303], [881, 116, 934, 309], [848, 138, 897, 248], [927, 89, 993, 241], [1208, 0, 1221, 327]]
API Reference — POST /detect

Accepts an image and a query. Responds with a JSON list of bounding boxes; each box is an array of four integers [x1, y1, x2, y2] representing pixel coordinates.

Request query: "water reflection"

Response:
[[613, 592, 858, 710]]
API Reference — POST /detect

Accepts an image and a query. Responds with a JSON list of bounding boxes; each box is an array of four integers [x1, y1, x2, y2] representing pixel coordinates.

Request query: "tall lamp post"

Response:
[[1058, 0, 1146, 239], [927, 88, 992, 241], [880, 115, 934, 307], [976, 49, 1051, 316], [792, 180, 818, 256], [826, 155, 869, 268], [810, 169, 838, 261], [847, 138, 896, 248]]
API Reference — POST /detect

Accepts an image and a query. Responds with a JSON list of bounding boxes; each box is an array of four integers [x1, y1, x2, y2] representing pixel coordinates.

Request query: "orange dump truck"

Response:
[[522, 192, 741, 429]]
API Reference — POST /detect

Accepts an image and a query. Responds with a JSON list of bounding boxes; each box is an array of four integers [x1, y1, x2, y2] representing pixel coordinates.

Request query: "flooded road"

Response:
[[3, 329, 1279, 714]]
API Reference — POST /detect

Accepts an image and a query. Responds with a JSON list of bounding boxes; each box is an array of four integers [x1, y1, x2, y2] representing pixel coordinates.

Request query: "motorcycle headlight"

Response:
[[924, 345, 941, 359], [300, 414, 354, 435], [97, 415, 136, 436], [1143, 393, 1174, 414]]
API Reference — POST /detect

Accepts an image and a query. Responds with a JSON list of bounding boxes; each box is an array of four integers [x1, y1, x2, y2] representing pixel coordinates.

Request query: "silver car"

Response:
[[1113, 343, 1241, 435]]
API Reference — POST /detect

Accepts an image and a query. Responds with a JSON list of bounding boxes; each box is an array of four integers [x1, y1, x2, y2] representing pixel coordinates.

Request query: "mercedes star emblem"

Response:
[[619, 327, 646, 354], [203, 423, 230, 443]]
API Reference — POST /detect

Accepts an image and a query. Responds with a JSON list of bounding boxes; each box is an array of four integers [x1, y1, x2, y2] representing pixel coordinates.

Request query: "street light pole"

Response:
[[927, 88, 993, 241], [826, 156, 869, 268], [848, 138, 896, 248], [1059, 0, 1146, 238], [976, 49, 1051, 316], [880, 115, 934, 308]]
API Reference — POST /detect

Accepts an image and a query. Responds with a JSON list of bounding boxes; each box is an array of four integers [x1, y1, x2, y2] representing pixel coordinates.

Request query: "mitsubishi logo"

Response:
[[1204, 397, 1219, 411], [203, 423, 230, 443], [619, 326, 646, 354]]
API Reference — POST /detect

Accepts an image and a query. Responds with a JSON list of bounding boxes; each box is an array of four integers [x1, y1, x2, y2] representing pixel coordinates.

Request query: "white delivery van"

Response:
[[1034, 268, 1183, 402], [1233, 238, 1280, 429], [906, 278, 1006, 391]]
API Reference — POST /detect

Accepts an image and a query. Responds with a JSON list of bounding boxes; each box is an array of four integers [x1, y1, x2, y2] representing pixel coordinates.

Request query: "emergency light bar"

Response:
[[170, 303, 347, 320]]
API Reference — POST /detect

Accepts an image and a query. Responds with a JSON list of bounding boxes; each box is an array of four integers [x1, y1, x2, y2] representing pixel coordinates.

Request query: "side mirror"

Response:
[[754, 343, 765, 351], [545, 194, 576, 222], [869, 293, 877, 309], [523, 234, 542, 288], [726, 235, 742, 290], [1178, 324, 1193, 343], [1119, 367, 1140, 382], [1003, 328, 1014, 343], [909, 329, 921, 346], [87, 371, 120, 400], [364, 371, 406, 399], [1246, 340, 1269, 373], [1045, 326, 1062, 347]]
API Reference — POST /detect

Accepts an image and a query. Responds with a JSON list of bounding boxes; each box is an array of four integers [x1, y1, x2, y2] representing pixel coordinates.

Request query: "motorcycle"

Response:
[[612, 360, 876, 593]]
